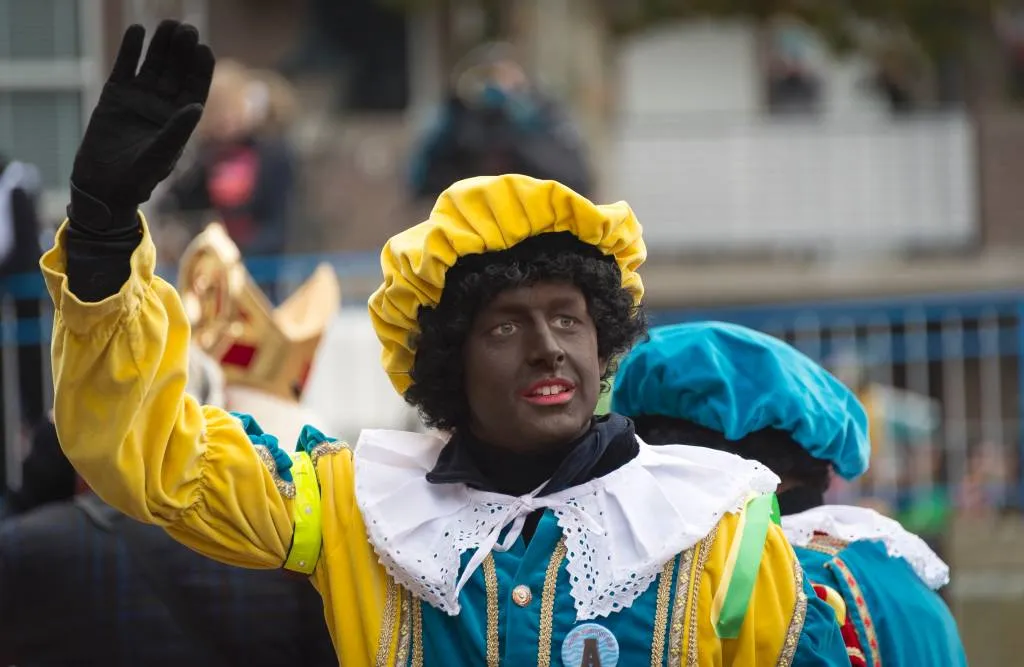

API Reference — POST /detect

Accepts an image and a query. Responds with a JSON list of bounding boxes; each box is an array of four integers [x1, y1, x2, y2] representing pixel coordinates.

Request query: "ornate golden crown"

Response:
[[178, 222, 341, 401]]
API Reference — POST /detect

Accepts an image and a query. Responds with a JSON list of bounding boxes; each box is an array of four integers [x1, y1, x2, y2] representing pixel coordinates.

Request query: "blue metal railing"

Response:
[[5, 256, 1024, 516], [654, 290, 1024, 514]]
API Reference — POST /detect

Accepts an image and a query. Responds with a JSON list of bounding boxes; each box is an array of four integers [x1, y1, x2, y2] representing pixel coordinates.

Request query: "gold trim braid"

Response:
[[253, 445, 296, 499], [411, 594, 424, 667], [829, 557, 882, 667], [483, 555, 500, 667], [687, 527, 717, 666], [310, 441, 347, 467], [376, 578, 399, 667], [650, 555, 678, 667], [667, 525, 715, 667], [805, 534, 848, 557], [396, 587, 413, 667], [775, 560, 808, 667], [537, 540, 568, 667], [668, 545, 696, 666]]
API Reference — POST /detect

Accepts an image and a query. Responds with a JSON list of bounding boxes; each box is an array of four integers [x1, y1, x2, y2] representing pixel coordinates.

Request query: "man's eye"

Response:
[[491, 322, 517, 336], [554, 316, 578, 329]]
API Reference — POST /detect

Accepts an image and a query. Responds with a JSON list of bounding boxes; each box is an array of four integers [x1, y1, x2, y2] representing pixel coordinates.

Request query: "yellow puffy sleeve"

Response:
[[40, 218, 293, 569]]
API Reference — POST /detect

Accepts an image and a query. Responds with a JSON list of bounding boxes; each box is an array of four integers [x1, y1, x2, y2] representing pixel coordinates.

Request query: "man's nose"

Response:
[[527, 323, 566, 368]]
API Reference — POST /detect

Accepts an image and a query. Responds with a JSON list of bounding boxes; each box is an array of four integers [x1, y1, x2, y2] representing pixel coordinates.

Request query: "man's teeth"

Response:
[[534, 386, 568, 396]]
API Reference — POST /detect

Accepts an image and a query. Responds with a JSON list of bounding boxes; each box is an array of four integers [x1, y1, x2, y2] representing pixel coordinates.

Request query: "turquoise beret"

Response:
[[611, 321, 869, 480]]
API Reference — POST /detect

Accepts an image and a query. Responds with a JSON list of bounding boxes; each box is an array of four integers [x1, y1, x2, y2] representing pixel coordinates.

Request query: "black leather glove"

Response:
[[69, 20, 214, 233]]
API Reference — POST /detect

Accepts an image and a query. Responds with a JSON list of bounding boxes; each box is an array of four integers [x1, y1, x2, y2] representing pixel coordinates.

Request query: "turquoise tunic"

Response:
[[419, 511, 849, 666], [795, 539, 967, 666]]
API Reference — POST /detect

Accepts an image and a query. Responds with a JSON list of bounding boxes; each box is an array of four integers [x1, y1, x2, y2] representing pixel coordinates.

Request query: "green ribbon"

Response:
[[714, 493, 776, 639]]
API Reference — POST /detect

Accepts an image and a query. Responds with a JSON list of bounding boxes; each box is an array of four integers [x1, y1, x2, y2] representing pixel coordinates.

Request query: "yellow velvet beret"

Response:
[[368, 174, 647, 395]]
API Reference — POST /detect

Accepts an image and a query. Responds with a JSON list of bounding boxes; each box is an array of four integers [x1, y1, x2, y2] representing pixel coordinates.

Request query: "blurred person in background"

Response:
[[613, 322, 967, 667], [764, 15, 823, 114], [409, 42, 593, 200], [0, 347, 337, 667], [156, 58, 297, 298], [895, 443, 951, 560], [0, 154, 46, 491], [866, 28, 934, 115], [957, 439, 1012, 516], [995, 4, 1024, 101]]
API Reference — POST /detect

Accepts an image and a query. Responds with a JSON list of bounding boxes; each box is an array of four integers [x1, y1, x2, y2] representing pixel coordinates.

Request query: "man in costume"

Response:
[[611, 321, 968, 666], [41, 21, 848, 665]]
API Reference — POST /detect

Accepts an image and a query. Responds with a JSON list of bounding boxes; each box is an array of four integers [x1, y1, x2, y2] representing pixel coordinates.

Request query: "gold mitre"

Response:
[[178, 222, 341, 401]]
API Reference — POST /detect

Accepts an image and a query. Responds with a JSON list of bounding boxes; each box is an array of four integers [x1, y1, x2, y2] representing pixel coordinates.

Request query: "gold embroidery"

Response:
[[848, 647, 867, 662], [483, 555, 500, 667], [310, 440, 347, 467], [649, 556, 678, 667], [668, 546, 696, 666], [395, 587, 412, 667], [411, 593, 424, 667], [805, 534, 848, 556], [253, 445, 296, 498], [775, 560, 808, 667], [828, 558, 881, 667], [537, 540, 568, 667], [687, 526, 717, 667], [376, 578, 399, 667]]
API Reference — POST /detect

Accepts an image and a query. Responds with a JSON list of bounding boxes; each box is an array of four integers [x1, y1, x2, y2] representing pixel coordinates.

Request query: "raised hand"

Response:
[[70, 20, 214, 230]]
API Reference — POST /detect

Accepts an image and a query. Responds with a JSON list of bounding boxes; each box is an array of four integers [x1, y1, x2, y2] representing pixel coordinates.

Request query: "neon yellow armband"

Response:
[[284, 451, 322, 575]]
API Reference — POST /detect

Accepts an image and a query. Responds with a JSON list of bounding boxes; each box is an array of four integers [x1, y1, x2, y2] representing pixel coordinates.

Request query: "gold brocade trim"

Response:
[[649, 556, 678, 667], [775, 560, 808, 667], [411, 593, 424, 667], [666, 555, 690, 663], [686, 527, 716, 667], [849, 647, 867, 663], [376, 578, 399, 667], [483, 555, 500, 667], [310, 441, 347, 467], [828, 558, 882, 667], [667, 545, 696, 666], [805, 534, 848, 556], [537, 540, 568, 667], [253, 445, 296, 498], [396, 587, 413, 667]]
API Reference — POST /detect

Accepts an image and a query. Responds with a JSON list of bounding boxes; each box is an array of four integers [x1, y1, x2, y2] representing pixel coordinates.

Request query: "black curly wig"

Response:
[[631, 414, 833, 504], [405, 232, 647, 431]]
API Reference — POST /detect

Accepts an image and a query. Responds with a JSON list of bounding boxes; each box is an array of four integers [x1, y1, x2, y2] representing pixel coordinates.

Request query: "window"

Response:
[[0, 0, 102, 218]]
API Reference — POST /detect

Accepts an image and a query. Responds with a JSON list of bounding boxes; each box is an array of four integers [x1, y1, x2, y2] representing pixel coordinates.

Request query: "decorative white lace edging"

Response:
[[353, 429, 780, 620], [782, 504, 950, 590]]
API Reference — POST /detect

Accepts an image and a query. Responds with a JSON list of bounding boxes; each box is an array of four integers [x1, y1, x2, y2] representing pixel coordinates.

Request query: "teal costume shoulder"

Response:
[[784, 505, 967, 666]]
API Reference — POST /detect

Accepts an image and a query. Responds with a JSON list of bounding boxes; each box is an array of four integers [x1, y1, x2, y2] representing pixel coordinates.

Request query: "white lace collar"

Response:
[[353, 430, 779, 620], [781, 505, 950, 590]]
